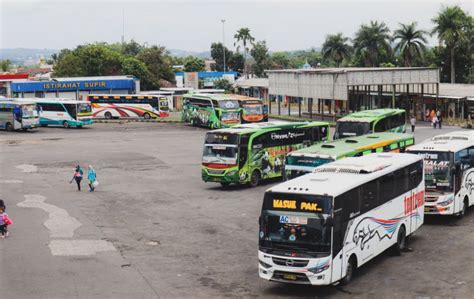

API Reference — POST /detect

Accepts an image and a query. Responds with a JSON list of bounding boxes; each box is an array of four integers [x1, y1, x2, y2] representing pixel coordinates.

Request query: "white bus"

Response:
[[17, 98, 93, 128], [88, 94, 169, 119], [0, 99, 39, 131], [258, 153, 424, 285], [407, 131, 474, 218]]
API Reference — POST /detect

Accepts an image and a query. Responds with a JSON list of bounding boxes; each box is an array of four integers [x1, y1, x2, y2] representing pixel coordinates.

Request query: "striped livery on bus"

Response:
[[88, 94, 169, 119]]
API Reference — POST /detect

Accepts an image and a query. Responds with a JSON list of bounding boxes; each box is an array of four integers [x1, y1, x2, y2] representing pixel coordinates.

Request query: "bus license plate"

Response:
[[283, 274, 297, 281]]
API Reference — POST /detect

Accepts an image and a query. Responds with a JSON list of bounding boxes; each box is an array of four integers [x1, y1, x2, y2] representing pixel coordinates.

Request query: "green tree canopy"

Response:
[[137, 45, 176, 84], [0, 59, 12, 72], [250, 40, 270, 77], [322, 33, 352, 67], [183, 56, 205, 72], [353, 21, 392, 67], [393, 22, 428, 67], [210, 42, 233, 71], [270, 52, 291, 69], [432, 5, 472, 83]]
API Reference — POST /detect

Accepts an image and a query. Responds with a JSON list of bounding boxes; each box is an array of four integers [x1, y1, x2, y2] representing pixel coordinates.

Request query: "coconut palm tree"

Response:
[[432, 6, 471, 83], [321, 33, 352, 67], [393, 22, 428, 67], [353, 21, 391, 67], [234, 27, 255, 77]]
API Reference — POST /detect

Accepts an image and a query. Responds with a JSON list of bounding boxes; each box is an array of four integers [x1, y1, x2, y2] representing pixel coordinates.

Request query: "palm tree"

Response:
[[432, 6, 471, 83], [353, 21, 391, 67], [321, 33, 352, 67], [393, 22, 428, 67], [234, 27, 255, 77]]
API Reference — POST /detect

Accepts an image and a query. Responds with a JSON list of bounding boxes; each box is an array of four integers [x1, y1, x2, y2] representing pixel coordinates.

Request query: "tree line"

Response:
[[2, 5, 470, 88]]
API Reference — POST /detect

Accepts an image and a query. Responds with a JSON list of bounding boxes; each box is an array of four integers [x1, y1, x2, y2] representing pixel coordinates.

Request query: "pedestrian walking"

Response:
[[70, 165, 84, 191], [410, 115, 416, 133], [437, 111, 443, 129], [87, 165, 97, 192], [432, 115, 438, 129], [0, 204, 12, 238]]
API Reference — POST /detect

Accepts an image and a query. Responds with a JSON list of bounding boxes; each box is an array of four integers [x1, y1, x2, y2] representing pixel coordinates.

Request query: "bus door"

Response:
[[64, 104, 77, 120], [331, 209, 344, 282]]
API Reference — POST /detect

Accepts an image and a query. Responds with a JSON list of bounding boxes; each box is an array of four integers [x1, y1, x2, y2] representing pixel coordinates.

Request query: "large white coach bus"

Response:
[[258, 153, 424, 285], [407, 131, 474, 218]]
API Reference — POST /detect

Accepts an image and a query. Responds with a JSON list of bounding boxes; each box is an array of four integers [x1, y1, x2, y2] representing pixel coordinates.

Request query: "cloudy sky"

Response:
[[1, 0, 472, 51]]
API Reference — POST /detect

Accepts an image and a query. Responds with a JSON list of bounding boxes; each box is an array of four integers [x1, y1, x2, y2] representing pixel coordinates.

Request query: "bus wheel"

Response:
[[77, 125, 83, 129], [6, 122, 13, 132], [341, 256, 357, 285], [220, 182, 231, 188], [394, 225, 406, 256], [456, 198, 468, 219], [63, 121, 70, 128], [143, 113, 151, 120], [250, 171, 260, 187], [104, 112, 112, 119]]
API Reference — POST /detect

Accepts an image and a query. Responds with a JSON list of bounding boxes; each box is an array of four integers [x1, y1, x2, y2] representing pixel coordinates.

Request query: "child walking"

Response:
[[0, 204, 12, 238]]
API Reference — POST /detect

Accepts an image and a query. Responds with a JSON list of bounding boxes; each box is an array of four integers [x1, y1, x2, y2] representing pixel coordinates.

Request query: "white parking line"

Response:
[[15, 164, 38, 173], [0, 180, 23, 184], [18, 194, 81, 238], [17, 194, 116, 256]]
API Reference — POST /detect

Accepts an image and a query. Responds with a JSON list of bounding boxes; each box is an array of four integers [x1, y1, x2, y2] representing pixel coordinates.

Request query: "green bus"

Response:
[[182, 93, 242, 129], [202, 121, 330, 187], [334, 109, 406, 139], [285, 132, 415, 180]]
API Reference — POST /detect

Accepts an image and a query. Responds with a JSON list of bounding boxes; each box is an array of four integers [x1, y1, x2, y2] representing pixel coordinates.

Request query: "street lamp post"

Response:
[[221, 19, 226, 72]]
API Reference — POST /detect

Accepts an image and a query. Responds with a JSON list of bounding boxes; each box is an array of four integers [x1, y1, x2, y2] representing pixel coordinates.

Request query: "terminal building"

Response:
[[11, 75, 139, 100]]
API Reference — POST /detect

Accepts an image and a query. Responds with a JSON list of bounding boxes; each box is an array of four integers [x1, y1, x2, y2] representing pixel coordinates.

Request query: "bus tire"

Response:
[[6, 122, 13, 132], [220, 182, 231, 188], [63, 121, 70, 128], [250, 170, 260, 187], [341, 255, 357, 285], [77, 125, 83, 129], [143, 113, 151, 120], [456, 197, 468, 219], [393, 225, 406, 256], [104, 112, 112, 119]]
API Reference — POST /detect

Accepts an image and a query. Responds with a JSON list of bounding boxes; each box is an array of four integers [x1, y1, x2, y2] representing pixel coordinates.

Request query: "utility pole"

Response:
[[121, 8, 125, 44], [221, 19, 226, 72]]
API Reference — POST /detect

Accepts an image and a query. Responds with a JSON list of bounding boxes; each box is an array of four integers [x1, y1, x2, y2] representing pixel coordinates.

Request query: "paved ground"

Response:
[[1, 122, 473, 298]]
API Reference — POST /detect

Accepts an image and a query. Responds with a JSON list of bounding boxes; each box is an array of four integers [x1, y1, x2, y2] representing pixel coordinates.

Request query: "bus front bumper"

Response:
[[258, 251, 332, 286], [424, 194, 455, 215], [201, 167, 242, 184]]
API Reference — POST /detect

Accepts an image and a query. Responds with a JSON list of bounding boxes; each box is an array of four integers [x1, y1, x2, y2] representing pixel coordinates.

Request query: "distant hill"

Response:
[[169, 49, 211, 59], [0, 48, 58, 64]]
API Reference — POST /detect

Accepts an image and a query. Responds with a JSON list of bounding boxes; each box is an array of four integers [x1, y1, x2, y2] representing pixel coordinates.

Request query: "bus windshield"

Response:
[[219, 100, 240, 110], [243, 104, 263, 115], [411, 151, 453, 191], [203, 133, 239, 163], [78, 103, 91, 114], [159, 99, 169, 111], [259, 192, 332, 256], [335, 121, 370, 138], [21, 104, 37, 118]]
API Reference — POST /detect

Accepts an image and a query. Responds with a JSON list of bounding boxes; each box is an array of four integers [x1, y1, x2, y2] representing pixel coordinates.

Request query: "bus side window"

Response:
[[239, 135, 249, 168], [360, 179, 378, 213], [394, 166, 410, 197], [379, 172, 396, 204], [374, 118, 388, 132], [312, 127, 320, 142], [409, 161, 423, 190]]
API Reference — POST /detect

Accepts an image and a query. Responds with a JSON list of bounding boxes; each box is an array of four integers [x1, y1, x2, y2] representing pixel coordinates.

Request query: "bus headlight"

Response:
[[227, 170, 238, 177], [438, 196, 454, 207], [308, 264, 330, 274]]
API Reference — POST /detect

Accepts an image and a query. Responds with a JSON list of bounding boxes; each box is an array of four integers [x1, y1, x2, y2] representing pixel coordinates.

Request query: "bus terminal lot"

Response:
[[1, 122, 473, 298]]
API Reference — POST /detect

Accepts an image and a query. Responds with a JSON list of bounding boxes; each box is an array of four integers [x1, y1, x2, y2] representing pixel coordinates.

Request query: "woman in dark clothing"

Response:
[[71, 165, 83, 191]]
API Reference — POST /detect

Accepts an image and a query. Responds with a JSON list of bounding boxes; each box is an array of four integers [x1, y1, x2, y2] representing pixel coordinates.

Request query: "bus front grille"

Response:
[[272, 257, 309, 267], [207, 169, 226, 175], [272, 271, 310, 283]]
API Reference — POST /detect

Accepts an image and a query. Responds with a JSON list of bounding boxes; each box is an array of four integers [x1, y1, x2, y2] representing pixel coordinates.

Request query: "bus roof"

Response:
[[267, 153, 421, 197], [288, 132, 414, 159], [337, 109, 405, 123], [210, 121, 329, 135], [408, 131, 474, 153], [0, 99, 36, 105], [16, 98, 90, 104], [183, 93, 259, 102], [88, 94, 165, 99]]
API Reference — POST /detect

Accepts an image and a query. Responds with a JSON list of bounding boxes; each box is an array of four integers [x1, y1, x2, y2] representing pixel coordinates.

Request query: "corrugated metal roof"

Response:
[[266, 67, 438, 73], [53, 75, 136, 81], [439, 83, 474, 99], [234, 78, 269, 88]]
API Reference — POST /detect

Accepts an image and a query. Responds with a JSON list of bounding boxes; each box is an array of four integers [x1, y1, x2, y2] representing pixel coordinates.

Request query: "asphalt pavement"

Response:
[[0, 121, 473, 298]]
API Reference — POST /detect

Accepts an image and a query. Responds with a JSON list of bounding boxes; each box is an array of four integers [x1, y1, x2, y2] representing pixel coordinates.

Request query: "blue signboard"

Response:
[[11, 79, 135, 93]]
